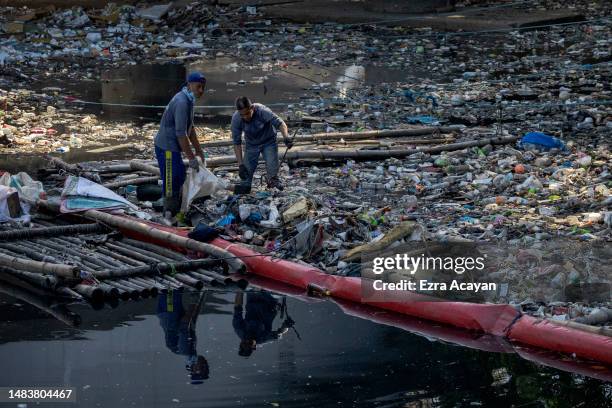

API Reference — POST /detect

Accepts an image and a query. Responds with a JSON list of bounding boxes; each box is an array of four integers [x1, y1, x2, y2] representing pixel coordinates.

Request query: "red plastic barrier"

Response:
[[119, 218, 612, 365], [245, 276, 612, 381], [515, 346, 612, 383], [508, 316, 612, 365]]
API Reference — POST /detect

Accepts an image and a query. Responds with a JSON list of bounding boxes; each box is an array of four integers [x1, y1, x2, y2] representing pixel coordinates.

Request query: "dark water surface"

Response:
[[0, 281, 610, 408]]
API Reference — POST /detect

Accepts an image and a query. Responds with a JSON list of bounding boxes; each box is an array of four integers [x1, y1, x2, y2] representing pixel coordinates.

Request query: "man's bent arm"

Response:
[[188, 126, 205, 161], [178, 136, 195, 160], [279, 121, 289, 139], [233, 144, 243, 166]]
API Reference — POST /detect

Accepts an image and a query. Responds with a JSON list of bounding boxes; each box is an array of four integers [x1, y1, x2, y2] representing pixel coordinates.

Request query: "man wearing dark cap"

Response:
[[154, 72, 207, 215], [231, 96, 292, 191]]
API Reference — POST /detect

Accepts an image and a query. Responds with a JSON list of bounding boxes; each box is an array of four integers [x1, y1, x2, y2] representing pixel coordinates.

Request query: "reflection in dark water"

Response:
[[232, 291, 295, 358], [37, 60, 419, 124], [157, 289, 209, 384], [0, 278, 609, 408]]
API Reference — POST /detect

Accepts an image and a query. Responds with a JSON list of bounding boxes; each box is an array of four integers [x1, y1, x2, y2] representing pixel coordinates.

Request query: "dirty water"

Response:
[[1, 59, 425, 170], [35, 59, 425, 122], [0, 281, 609, 408]]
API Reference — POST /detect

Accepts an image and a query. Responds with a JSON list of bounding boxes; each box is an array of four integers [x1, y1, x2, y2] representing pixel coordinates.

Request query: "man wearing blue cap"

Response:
[[154, 72, 207, 214]]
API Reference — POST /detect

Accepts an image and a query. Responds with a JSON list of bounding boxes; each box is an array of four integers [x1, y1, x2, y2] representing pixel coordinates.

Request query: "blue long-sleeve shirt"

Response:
[[154, 90, 194, 152], [231, 103, 284, 147]]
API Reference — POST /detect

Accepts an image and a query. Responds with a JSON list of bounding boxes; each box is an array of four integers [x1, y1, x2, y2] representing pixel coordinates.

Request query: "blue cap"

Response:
[[187, 71, 206, 84]]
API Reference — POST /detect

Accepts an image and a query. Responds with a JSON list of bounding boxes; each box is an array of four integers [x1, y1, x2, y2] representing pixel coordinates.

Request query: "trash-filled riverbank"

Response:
[[0, 0, 610, 361]]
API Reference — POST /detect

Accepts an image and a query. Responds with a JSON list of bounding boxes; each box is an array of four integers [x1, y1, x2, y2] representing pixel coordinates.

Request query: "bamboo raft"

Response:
[[0, 216, 248, 326]]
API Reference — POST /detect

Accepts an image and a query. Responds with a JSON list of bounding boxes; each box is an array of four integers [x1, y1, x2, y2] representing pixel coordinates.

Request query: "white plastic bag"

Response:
[[181, 158, 226, 212]]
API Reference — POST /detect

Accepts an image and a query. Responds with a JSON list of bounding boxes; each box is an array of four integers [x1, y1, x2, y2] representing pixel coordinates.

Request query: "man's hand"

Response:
[[283, 137, 293, 149], [238, 164, 249, 180], [189, 158, 200, 172]]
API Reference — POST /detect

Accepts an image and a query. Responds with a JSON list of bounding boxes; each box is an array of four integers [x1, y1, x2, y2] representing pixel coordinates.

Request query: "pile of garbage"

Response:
[[0, 88, 154, 154], [0, 0, 610, 324]]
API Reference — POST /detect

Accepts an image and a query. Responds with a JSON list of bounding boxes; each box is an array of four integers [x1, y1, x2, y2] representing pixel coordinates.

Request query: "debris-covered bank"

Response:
[[0, 0, 610, 331]]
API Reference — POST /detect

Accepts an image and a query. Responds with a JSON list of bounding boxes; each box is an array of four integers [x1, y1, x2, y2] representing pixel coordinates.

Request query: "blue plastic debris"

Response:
[[215, 213, 235, 227], [518, 132, 567, 151], [402, 90, 438, 107], [406, 115, 440, 125]]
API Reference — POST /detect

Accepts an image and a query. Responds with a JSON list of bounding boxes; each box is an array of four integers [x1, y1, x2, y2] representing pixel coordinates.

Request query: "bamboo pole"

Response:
[[101, 281, 130, 301], [125, 277, 159, 297], [73, 284, 104, 303], [103, 242, 160, 264], [282, 135, 519, 161], [92, 259, 225, 279], [151, 276, 182, 289], [96, 282, 120, 299], [0, 252, 79, 278], [96, 247, 146, 267], [122, 239, 189, 262], [174, 273, 204, 290], [117, 279, 151, 298], [33, 239, 109, 270], [0, 243, 60, 263], [109, 240, 178, 263], [0, 223, 107, 241], [105, 280, 140, 300], [132, 276, 165, 291], [82, 210, 245, 272], [187, 271, 219, 287], [547, 318, 612, 338]]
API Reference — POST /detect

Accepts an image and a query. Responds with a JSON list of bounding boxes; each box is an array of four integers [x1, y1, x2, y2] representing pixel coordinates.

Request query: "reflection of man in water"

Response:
[[233, 291, 294, 357], [157, 289, 209, 384]]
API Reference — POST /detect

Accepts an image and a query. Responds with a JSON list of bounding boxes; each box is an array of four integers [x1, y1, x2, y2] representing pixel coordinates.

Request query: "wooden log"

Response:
[[282, 135, 519, 161], [198, 127, 459, 148], [130, 160, 161, 176], [44, 155, 101, 182], [103, 176, 159, 189], [0, 223, 107, 241], [0, 252, 79, 278]]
